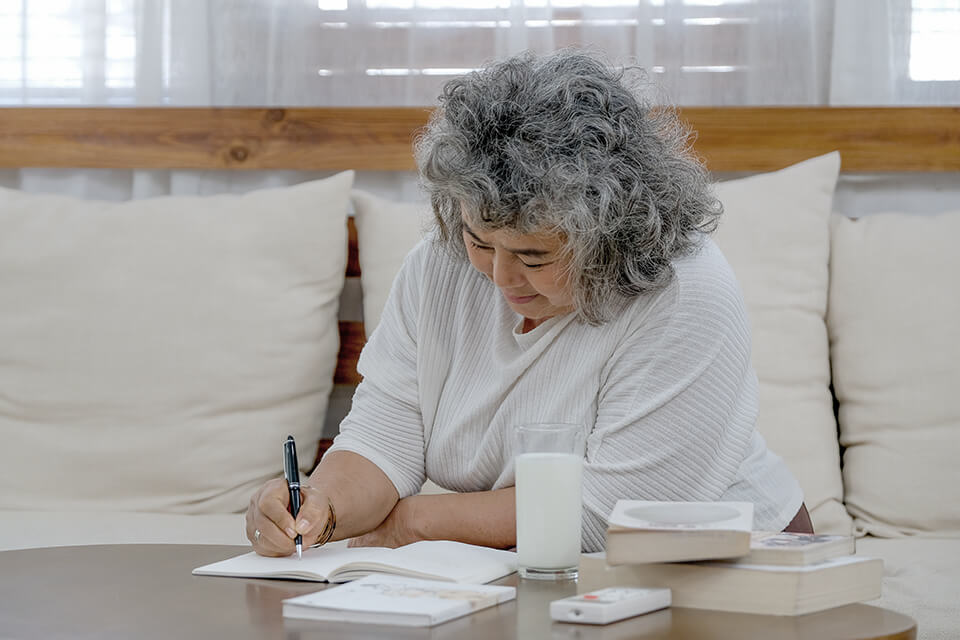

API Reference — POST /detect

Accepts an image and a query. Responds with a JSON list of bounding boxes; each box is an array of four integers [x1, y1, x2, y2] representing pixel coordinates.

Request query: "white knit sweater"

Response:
[[328, 236, 803, 551]]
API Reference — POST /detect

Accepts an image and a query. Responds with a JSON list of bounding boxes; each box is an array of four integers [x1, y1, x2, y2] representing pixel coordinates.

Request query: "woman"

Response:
[[246, 49, 812, 557]]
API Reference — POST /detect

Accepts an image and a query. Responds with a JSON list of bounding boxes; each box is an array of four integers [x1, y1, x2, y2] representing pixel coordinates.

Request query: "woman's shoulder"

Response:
[[619, 235, 747, 333], [671, 236, 752, 343], [672, 235, 744, 304]]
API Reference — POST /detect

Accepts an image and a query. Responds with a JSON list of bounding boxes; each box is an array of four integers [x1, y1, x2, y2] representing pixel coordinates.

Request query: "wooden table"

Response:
[[0, 545, 916, 639]]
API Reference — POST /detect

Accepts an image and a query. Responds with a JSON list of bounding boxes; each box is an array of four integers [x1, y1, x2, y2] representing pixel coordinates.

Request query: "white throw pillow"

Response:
[[829, 211, 960, 537], [0, 172, 354, 514], [713, 152, 851, 534], [351, 189, 431, 334]]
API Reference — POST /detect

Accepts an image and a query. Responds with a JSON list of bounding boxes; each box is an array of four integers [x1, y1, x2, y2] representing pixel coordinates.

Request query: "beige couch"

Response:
[[0, 172, 357, 546], [1, 154, 957, 638]]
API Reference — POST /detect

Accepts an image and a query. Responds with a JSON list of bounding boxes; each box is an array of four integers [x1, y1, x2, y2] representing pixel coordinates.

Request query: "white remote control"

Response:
[[550, 587, 671, 625]]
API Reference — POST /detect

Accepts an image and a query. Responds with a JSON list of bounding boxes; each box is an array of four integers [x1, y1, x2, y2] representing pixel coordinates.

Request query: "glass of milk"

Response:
[[513, 423, 586, 580]]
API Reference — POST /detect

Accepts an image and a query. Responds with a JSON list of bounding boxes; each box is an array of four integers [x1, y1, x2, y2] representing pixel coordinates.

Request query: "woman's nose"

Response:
[[491, 253, 522, 288]]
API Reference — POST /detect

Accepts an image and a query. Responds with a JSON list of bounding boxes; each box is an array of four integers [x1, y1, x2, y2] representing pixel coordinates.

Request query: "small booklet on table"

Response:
[[282, 574, 516, 627], [730, 531, 856, 566], [192, 540, 517, 584]]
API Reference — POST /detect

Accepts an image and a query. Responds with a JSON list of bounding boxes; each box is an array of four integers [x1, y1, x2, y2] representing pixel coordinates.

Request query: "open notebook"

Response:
[[193, 540, 517, 584]]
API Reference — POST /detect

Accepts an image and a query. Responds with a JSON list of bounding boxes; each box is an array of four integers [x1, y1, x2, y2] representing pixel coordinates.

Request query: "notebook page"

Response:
[[192, 544, 390, 581], [331, 541, 517, 584]]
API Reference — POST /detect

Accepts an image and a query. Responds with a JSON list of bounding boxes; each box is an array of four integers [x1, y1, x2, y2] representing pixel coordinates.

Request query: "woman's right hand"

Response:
[[245, 478, 333, 557]]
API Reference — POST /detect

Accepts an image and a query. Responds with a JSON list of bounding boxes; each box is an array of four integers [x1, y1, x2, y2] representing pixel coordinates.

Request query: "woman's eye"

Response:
[[468, 239, 547, 269]]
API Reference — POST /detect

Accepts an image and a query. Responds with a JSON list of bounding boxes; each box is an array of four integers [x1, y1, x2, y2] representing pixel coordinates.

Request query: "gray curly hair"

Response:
[[415, 48, 722, 325]]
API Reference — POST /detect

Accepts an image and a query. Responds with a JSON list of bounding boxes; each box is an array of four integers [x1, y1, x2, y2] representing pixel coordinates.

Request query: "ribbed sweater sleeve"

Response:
[[326, 250, 427, 498]]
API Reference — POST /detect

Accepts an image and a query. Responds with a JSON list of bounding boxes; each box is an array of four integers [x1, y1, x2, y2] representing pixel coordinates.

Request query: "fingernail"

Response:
[[285, 527, 297, 538], [296, 521, 310, 535]]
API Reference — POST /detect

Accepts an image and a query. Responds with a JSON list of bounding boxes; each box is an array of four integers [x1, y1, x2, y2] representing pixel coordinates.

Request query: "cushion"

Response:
[[0, 172, 354, 515], [829, 212, 960, 537], [857, 536, 960, 640], [713, 152, 851, 534], [0, 510, 248, 551], [350, 189, 430, 334]]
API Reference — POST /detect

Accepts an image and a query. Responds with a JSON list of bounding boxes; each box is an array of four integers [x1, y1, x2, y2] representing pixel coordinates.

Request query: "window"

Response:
[[909, 0, 960, 81], [0, 0, 137, 105]]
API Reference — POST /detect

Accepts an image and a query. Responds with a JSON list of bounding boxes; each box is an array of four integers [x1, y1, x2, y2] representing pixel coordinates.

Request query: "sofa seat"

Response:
[[858, 536, 960, 640], [0, 511, 247, 552]]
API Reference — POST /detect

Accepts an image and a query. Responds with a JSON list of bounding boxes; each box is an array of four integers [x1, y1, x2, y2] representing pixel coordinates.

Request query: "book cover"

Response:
[[608, 500, 754, 532], [281, 574, 516, 627], [733, 531, 856, 566], [605, 500, 753, 564], [192, 540, 517, 584]]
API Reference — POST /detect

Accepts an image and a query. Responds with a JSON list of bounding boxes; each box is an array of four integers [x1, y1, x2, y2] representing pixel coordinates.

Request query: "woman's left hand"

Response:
[[348, 495, 424, 548]]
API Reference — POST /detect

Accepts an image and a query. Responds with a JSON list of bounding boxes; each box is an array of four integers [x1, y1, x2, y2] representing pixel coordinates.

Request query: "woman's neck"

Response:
[[521, 316, 548, 334]]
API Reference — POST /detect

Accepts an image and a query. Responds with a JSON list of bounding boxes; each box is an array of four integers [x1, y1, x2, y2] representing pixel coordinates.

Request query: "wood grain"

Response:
[[0, 107, 430, 171], [337, 216, 365, 385], [679, 107, 960, 172], [1, 107, 957, 172], [346, 216, 361, 279], [335, 321, 365, 386]]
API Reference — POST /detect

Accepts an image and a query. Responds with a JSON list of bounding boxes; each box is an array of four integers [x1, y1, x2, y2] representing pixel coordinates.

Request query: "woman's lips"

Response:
[[504, 292, 538, 304]]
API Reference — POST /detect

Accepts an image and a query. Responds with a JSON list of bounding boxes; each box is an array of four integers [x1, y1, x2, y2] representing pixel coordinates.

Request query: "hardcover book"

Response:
[[605, 500, 753, 564], [192, 540, 517, 584], [282, 575, 516, 627]]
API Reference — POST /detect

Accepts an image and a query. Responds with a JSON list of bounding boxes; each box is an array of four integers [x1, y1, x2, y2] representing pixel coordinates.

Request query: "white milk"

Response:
[[515, 452, 583, 571]]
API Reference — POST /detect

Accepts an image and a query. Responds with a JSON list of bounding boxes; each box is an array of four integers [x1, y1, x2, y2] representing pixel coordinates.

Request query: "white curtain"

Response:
[[830, 0, 960, 105], [1, 0, 957, 200], [3, 0, 835, 108]]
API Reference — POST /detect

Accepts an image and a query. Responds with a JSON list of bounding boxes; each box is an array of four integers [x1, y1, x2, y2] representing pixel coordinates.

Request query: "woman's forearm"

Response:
[[410, 487, 517, 549], [306, 450, 400, 541]]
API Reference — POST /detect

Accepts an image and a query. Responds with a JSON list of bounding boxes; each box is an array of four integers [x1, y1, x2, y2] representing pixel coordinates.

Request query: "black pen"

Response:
[[283, 435, 303, 560]]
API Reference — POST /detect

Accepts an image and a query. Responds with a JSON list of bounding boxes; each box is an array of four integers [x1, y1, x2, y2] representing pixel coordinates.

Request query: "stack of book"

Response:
[[582, 500, 881, 616]]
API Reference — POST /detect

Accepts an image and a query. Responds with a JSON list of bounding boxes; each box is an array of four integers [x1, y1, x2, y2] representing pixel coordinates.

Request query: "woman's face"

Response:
[[462, 217, 575, 327]]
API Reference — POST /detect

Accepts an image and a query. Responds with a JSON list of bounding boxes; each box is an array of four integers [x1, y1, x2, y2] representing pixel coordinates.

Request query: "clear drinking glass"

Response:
[[513, 423, 586, 580]]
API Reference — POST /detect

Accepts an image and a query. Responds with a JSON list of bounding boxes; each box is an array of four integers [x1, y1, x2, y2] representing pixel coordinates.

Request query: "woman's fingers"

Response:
[[295, 485, 333, 546], [247, 516, 295, 556], [258, 478, 298, 539], [247, 478, 299, 556], [246, 479, 335, 555]]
